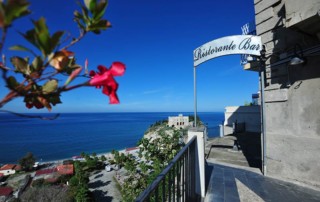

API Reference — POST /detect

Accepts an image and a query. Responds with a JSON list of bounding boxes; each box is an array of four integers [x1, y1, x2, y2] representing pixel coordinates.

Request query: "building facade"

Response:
[[250, 0, 320, 189], [223, 106, 261, 135], [168, 114, 189, 129], [0, 164, 17, 176]]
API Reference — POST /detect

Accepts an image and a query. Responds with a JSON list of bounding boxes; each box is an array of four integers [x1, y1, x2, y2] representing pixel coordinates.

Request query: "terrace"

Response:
[[135, 127, 320, 201]]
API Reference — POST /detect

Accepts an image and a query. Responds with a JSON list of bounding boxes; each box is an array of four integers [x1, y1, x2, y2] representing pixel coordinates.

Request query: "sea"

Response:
[[0, 112, 224, 164]]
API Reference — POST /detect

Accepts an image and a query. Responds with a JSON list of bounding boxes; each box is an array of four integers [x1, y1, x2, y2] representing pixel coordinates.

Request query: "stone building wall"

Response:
[[168, 114, 189, 129], [254, 0, 320, 188]]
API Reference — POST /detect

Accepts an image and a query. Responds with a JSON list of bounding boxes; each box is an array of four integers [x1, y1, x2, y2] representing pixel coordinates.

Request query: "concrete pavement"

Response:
[[205, 161, 320, 202]]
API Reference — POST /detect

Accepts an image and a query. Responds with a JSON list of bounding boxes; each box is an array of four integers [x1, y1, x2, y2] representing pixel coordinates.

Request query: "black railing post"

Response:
[[169, 168, 172, 202], [177, 159, 181, 202], [162, 179, 165, 202], [172, 165, 175, 201], [182, 154, 185, 202], [186, 146, 190, 199], [191, 138, 196, 200]]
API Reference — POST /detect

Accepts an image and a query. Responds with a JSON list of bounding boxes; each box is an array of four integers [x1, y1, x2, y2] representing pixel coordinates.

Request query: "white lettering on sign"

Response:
[[193, 35, 262, 67]]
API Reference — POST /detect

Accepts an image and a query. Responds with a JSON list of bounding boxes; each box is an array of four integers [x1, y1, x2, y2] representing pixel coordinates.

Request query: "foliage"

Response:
[[117, 124, 184, 201], [0, 0, 125, 113], [189, 115, 202, 126], [75, 186, 90, 202], [100, 155, 107, 162], [69, 161, 91, 202], [111, 149, 132, 168], [20, 151, 99, 201], [19, 152, 35, 171], [144, 119, 168, 134], [57, 174, 72, 184], [244, 101, 253, 106], [68, 151, 106, 201], [31, 178, 45, 187]]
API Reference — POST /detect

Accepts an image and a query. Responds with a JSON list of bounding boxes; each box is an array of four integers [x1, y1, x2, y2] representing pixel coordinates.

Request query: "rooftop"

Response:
[[0, 187, 13, 196], [125, 147, 139, 152], [56, 164, 74, 175], [0, 164, 16, 171], [35, 168, 57, 176]]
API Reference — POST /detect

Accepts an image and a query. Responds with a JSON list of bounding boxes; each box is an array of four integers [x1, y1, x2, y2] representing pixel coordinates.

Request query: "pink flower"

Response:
[[89, 62, 126, 104]]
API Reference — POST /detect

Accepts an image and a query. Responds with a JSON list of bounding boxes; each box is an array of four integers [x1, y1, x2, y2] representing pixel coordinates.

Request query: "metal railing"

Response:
[[135, 136, 199, 202]]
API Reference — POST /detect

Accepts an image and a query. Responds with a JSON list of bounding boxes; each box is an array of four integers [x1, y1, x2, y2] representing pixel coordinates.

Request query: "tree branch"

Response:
[[0, 91, 19, 108], [61, 30, 86, 50]]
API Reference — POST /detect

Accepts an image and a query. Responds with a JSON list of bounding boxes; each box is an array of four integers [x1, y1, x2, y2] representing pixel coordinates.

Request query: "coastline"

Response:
[[1, 112, 223, 165], [36, 148, 128, 167]]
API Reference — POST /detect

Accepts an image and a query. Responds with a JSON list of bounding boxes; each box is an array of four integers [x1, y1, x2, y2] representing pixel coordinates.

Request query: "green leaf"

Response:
[[10, 56, 28, 73], [84, 0, 92, 10], [42, 80, 58, 94], [10, 45, 30, 51], [30, 56, 43, 72], [89, 0, 97, 13], [50, 31, 64, 52], [81, 5, 90, 24], [74, 10, 82, 19], [49, 94, 62, 106], [88, 19, 110, 34], [9, 45, 36, 55], [7, 76, 19, 88], [92, 29, 101, 34], [93, 0, 107, 20], [33, 17, 51, 55], [84, 0, 97, 14], [4, 0, 30, 27], [20, 29, 39, 50]]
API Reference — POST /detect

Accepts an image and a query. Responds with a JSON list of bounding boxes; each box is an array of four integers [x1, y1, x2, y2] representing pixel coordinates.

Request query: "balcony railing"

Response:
[[135, 136, 199, 202]]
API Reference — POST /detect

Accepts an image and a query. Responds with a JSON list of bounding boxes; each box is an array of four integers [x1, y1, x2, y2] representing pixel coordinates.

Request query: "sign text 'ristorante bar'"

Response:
[[193, 35, 262, 66]]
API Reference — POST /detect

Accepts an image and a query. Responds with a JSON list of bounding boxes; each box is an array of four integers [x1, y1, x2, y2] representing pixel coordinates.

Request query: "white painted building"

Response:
[[223, 105, 261, 135], [0, 164, 17, 176], [168, 114, 189, 129]]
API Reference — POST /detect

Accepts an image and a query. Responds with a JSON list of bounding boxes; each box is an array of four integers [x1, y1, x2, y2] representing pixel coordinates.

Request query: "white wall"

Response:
[[0, 169, 16, 176], [224, 106, 261, 134]]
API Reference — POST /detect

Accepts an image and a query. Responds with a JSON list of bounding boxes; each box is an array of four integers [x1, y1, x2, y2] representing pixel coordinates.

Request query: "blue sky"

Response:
[[0, 0, 258, 113]]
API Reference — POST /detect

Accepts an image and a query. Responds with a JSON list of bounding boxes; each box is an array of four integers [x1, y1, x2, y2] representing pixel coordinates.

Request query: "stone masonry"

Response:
[[254, 0, 320, 189]]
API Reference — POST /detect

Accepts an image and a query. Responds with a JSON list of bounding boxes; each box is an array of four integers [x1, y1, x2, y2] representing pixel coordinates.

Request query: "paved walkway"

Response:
[[88, 169, 122, 202], [205, 161, 320, 202]]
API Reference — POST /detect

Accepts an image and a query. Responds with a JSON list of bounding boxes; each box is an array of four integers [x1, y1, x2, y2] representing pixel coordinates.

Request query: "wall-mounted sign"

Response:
[[193, 35, 262, 67]]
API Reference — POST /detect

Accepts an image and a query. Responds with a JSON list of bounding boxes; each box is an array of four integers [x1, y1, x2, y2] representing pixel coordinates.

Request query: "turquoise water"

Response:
[[0, 112, 223, 164]]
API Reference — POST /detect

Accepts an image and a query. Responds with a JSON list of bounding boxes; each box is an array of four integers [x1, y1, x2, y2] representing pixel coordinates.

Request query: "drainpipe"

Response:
[[194, 66, 197, 127], [260, 48, 267, 176], [260, 70, 267, 175]]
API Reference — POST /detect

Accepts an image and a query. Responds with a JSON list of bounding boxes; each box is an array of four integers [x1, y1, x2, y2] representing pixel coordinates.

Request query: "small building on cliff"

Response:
[[168, 114, 189, 129]]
